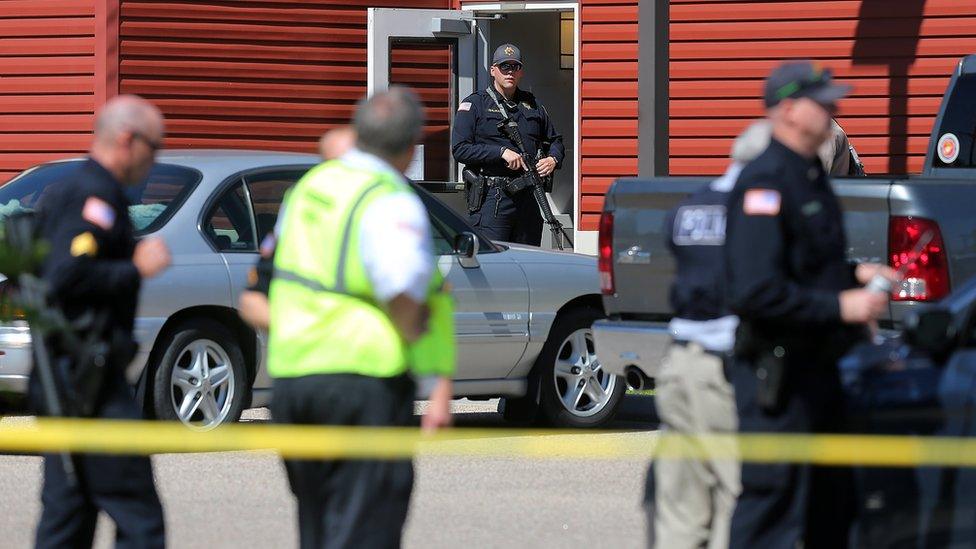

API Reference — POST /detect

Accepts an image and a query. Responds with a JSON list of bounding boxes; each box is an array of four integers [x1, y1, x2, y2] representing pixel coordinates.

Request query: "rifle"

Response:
[[486, 87, 571, 250]]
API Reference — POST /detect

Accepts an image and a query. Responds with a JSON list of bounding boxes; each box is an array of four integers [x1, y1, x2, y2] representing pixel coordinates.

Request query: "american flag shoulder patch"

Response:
[[82, 196, 116, 230], [458, 102, 472, 112], [743, 188, 781, 216]]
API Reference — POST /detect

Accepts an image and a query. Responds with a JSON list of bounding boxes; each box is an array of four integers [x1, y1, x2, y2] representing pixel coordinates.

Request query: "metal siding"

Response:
[[670, 0, 976, 176], [580, 0, 639, 231], [0, 1, 98, 183], [119, 0, 449, 155]]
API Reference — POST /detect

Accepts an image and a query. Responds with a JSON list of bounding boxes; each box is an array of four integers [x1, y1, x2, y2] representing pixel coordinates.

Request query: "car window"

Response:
[[412, 183, 497, 255], [243, 169, 311, 240], [0, 160, 200, 235], [204, 182, 256, 252]]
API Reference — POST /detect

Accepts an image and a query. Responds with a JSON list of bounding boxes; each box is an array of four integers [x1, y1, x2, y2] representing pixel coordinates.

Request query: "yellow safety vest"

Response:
[[267, 159, 455, 379]]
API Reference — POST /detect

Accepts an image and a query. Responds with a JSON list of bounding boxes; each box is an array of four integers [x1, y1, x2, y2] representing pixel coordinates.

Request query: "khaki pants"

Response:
[[652, 343, 740, 549]]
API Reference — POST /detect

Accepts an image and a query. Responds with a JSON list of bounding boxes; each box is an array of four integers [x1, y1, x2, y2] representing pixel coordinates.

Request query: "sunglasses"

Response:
[[496, 62, 522, 73], [131, 131, 162, 153]]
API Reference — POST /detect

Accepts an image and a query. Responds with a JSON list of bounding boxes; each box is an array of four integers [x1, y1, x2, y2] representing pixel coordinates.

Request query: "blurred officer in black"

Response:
[[31, 95, 171, 548], [451, 43, 564, 245], [724, 62, 895, 548], [650, 120, 770, 549]]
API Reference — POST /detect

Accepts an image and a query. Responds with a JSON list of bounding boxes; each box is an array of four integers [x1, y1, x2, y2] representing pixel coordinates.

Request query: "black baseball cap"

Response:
[[764, 61, 851, 108], [492, 43, 522, 66]]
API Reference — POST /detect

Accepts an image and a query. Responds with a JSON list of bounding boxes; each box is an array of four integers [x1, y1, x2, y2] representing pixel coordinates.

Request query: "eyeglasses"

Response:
[[496, 62, 522, 74], [131, 131, 162, 153]]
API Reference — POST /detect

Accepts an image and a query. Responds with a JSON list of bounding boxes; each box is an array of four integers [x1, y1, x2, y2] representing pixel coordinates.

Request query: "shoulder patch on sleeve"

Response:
[[70, 231, 98, 257], [743, 188, 781, 216], [82, 196, 116, 230], [458, 102, 472, 112]]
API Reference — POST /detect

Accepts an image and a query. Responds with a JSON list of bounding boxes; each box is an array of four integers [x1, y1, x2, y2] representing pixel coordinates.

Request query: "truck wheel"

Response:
[[538, 307, 624, 428], [151, 319, 248, 430]]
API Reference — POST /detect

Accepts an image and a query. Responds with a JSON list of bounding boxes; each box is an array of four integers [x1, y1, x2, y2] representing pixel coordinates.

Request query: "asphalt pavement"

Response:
[[0, 395, 658, 548]]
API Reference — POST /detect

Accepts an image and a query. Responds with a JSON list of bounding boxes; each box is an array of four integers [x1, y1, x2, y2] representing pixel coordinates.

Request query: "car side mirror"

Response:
[[903, 307, 955, 358], [454, 232, 479, 269]]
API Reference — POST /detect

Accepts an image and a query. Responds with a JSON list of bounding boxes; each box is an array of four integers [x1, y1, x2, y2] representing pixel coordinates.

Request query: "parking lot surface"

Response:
[[0, 397, 657, 548]]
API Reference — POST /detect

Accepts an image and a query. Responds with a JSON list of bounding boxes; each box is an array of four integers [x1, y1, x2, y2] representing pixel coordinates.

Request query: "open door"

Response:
[[367, 8, 487, 202]]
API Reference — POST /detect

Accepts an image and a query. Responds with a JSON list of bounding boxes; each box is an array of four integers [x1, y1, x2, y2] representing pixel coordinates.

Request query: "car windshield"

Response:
[[0, 160, 201, 235]]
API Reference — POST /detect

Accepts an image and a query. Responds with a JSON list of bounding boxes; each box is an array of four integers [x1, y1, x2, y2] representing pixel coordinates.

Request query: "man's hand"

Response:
[[133, 237, 171, 279], [855, 262, 899, 286], [535, 156, 557, 177], [238, 290, 270, 331], [501, 148, 527, 171], [839, 288, 888, 324], [421, 377, 453, 434]]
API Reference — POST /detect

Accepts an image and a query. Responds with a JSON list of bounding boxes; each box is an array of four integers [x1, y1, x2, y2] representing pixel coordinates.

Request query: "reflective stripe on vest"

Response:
[[267, 159, 455, 380]]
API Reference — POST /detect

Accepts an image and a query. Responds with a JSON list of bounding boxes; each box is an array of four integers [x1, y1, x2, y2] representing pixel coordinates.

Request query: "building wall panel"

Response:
[[0, 1, 98, 182], [579, 0, 639, 230], [670, 0, 976, 176], [119, 0, 449, 155]]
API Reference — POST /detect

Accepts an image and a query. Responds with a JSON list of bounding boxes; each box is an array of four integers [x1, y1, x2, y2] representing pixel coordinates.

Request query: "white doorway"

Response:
[[367, 4, 580, 250]]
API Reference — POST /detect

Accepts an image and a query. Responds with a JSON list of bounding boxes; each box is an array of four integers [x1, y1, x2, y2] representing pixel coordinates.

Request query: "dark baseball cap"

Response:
[[492, 43, 522, 66], [764, 61, 851, 108]]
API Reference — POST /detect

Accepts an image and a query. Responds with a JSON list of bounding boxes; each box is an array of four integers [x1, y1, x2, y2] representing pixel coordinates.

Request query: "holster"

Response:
[[734, 322, 789, 413], [462, 168, 487, 213]]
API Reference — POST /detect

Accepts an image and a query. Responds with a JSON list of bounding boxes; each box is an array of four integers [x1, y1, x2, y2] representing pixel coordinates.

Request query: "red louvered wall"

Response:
[[578, 0, 638, 231], [670, 0, 976, 176], [118, 0, 450, 155], [0, 0, 101, 184]]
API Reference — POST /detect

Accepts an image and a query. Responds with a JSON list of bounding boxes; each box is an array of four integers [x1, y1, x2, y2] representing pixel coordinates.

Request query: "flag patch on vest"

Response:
[[673, 205, 726, 246], [743, 189, 781, 216]]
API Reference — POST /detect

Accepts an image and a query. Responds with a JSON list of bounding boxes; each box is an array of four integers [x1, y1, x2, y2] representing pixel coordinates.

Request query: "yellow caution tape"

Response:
[[0, 418, 974, 467]]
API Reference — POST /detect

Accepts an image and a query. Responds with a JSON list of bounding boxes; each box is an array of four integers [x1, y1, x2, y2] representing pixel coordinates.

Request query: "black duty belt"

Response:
[[485, 175, 515, 187]]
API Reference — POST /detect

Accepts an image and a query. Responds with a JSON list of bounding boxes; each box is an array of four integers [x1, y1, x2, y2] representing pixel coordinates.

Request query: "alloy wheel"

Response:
[[551, 328, 616, 417], [169, 338, 235, 430]]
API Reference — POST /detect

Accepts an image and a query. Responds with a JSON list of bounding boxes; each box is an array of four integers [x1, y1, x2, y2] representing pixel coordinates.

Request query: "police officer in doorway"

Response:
[[31, 95, 171, 548], [724, 62, 894, 548], [650, 120, 770, 549], [268, 88, 455, 548], [452, 43, 565, 246]]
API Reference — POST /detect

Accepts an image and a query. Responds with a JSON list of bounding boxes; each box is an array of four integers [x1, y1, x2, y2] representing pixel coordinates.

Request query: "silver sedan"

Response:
[[0, 151, 621, 428]]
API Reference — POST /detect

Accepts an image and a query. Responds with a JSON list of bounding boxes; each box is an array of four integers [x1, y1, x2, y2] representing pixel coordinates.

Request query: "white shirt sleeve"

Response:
[[359, 192, 434, 303]]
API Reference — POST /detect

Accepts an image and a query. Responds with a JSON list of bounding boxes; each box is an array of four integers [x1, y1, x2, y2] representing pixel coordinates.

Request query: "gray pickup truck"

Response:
[[594, 54, 976, 389]]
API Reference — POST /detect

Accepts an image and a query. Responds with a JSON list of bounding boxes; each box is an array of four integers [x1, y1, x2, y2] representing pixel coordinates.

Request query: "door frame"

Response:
[[460, 1, 581, 250]]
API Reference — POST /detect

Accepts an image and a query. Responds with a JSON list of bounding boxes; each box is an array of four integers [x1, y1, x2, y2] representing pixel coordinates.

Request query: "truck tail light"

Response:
[[889, 216, 950, 302], [598, 211, 615, 295]]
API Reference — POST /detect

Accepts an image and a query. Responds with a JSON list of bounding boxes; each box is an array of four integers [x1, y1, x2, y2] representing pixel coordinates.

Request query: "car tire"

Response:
[[151, 319, 248, 430], [538, 306, 624, 428]]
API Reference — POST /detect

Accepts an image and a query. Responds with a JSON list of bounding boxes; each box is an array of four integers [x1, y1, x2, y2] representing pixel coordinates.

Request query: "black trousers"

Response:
[[469, 185, 543, 246], [31, 373, 165, 549], [729, 357, 856, 549], [272, 373, 416, 549]]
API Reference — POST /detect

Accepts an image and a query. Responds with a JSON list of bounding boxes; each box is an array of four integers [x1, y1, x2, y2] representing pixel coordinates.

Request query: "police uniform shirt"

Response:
[[724, 138, 858, 328], [37, 158, 141, 344], [451, 88, 565, 177], [251, 149, 434, 303]]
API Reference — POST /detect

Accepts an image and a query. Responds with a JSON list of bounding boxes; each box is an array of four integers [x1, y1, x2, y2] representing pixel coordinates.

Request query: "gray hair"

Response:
[[731, 120, 771, 163], [93, 94, 163, 145], [354, 87, 425, 159]]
